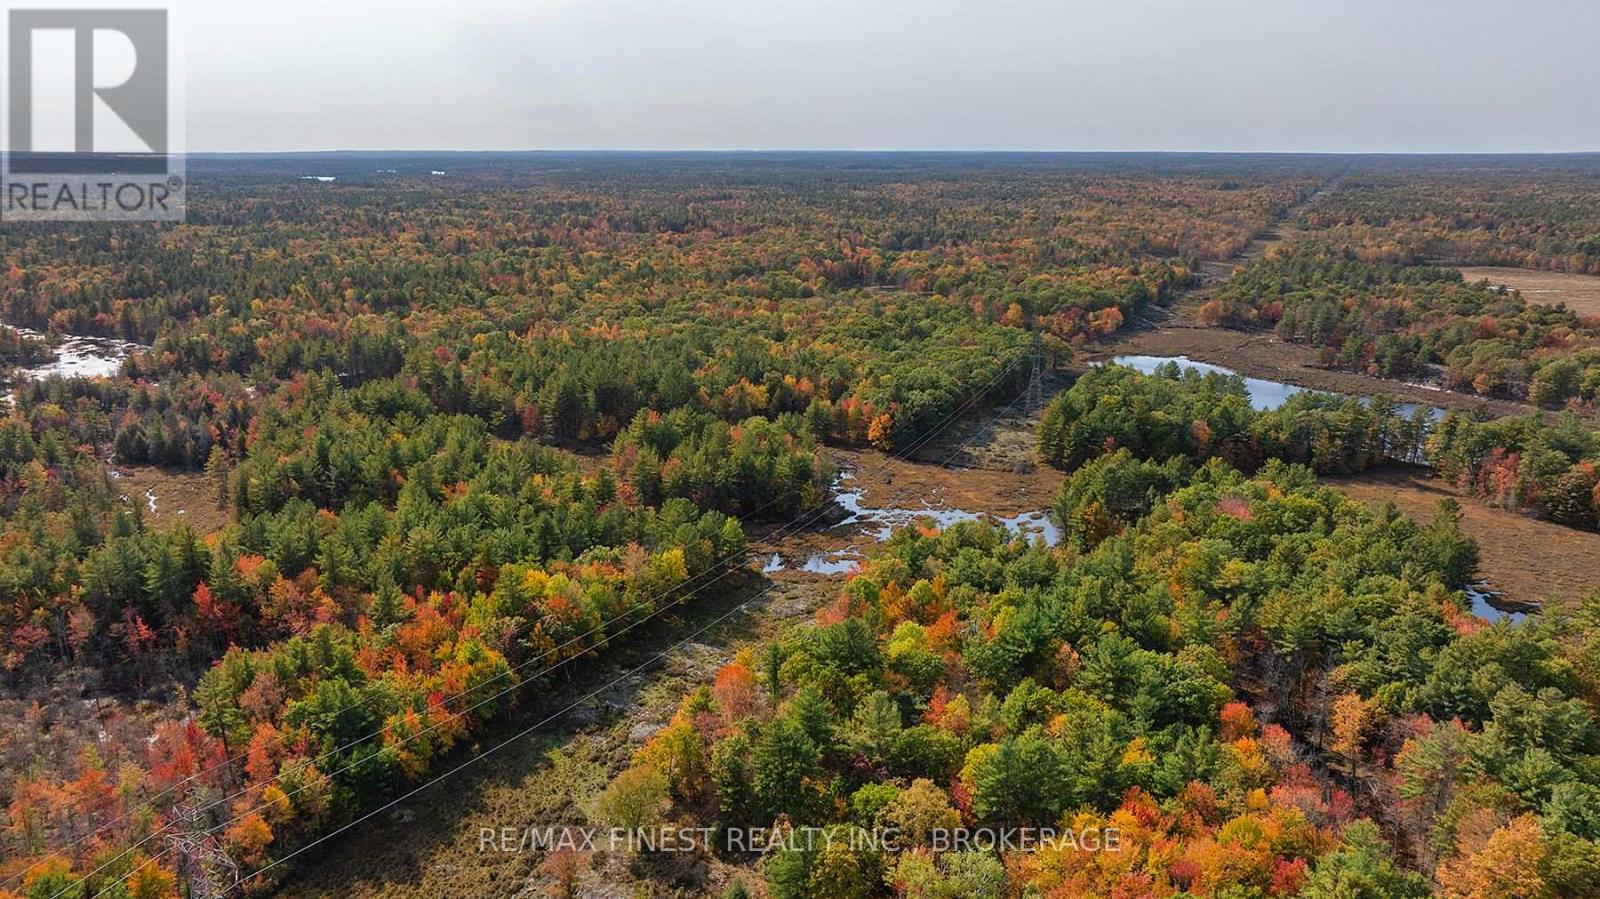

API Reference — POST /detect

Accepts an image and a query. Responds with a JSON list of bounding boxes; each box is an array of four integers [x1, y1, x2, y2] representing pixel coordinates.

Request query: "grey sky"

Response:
[[187, 0, 1600, 153]]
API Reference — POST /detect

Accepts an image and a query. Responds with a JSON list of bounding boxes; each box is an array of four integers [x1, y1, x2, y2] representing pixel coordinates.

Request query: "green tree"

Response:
[[969, 729, 1062, 826], [1300, 819, 1429, 898], [596, 764, 669, 832], [753, 717, 820, 822]]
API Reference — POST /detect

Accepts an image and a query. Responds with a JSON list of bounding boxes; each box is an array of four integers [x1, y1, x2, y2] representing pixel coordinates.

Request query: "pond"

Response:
[[4, 324, 147, 383], [1111, 354, 1303, 410], [1107, 354, 1443, 420], [765, 467, 1060, 577], [801, 550, 864, 575], [1466, 583, 1537, 624], [831, 471, 1061, 546]]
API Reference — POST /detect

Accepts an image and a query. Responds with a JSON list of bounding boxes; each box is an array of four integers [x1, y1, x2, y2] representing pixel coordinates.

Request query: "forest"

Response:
[[1199, 246, 1600, 409], [585, 363, 1600, 898], [0, 155, 1331, 896], [3, 153, 1600, 899], [1037, 364, 1600, 531], [1190, 156, 1600, 412], [596, 457, 1600, 898], [1301, 157, 1600, 274]]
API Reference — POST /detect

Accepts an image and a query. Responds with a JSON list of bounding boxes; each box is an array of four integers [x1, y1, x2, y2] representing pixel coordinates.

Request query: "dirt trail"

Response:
[[1171, 167, 1349, 325], [910, 371, 1071, 472]]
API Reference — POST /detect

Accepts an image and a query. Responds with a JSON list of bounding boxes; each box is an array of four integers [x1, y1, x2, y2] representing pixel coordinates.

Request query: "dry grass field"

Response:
[[1459, 266, 1600, 317], [1325, 467, 1600, 607], [110, 465, 231, 534]]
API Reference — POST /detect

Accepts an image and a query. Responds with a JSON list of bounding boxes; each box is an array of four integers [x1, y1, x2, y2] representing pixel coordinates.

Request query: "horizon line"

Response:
[[179, 147, 1600, 157]]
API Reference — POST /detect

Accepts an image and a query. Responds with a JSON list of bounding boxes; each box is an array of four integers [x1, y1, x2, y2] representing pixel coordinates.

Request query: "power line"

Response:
[[88, 591, 763, 899], [33, 350, 1034, 898], [80, 359, 1037, 899]]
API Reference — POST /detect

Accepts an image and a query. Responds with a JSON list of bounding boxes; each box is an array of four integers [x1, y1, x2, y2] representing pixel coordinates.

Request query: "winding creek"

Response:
[[1109, 354, 1445, 420]]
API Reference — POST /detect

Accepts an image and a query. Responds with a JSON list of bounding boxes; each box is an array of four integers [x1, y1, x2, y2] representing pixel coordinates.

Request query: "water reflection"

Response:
[[1466, 583, 1535, 624], [5, 324, 146, 382], [1107, 354, 1444, 421], [765, 467, 1060, 578], [1109, 354, 1301, 410], [801, 551, 862, 575], [831, 473, 1059, 546]]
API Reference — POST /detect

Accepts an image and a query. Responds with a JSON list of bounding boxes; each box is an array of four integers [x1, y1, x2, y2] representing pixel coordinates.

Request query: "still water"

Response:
[[5, 324, 147, 382], [1108, 354, 1444, 421]]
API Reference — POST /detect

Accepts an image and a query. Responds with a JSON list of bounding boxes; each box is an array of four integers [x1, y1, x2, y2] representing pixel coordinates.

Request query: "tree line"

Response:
[[1039, 363, 1600, 533]]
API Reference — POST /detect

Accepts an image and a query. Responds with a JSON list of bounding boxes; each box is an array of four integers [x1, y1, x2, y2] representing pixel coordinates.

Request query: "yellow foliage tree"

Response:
[[1437, 813, 1551, 899]]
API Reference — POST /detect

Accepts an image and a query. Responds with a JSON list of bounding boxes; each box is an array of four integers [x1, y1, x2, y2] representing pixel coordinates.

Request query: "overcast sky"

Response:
[[185, 0, 1600, 153]]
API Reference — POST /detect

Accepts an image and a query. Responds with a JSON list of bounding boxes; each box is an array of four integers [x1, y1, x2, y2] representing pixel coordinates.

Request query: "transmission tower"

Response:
[[168, 796, 240, 899], [1025, 334, 1045, 412]]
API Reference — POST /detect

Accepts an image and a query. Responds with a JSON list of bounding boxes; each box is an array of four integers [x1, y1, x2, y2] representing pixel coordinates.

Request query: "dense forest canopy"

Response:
[[0, 154, 1333, 896], [5, 153, 1600, 899], [604, 458, 1600, 898], [1302, 156, 1600, 274]]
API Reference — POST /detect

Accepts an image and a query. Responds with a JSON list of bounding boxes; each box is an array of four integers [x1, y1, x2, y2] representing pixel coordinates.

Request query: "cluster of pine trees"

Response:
[[593, 454, 1600, 897]]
